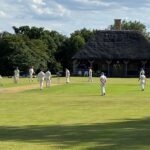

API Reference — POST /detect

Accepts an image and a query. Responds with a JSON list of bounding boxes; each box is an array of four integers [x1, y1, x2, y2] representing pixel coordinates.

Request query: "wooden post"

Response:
[[123, 60, 129, 77], [73, 60, 79, 74], [106, 61, 112, 77]]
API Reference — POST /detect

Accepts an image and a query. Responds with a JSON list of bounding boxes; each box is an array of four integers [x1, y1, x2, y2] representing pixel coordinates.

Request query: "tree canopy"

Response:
[[0, 26, 94, 75], [0, 33, 49, 75]]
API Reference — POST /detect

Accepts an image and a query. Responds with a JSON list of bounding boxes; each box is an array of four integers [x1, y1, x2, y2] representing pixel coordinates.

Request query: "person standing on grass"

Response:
[[65, 68, 70, 84], [29, 66, 35, 82], [37, 70, 45, 90], [88, 68, 93, 82], [14, 67, 20, 83], [100, 72, 107, 96], [45, 70, 51, 87], [139, 72, 146, 91]]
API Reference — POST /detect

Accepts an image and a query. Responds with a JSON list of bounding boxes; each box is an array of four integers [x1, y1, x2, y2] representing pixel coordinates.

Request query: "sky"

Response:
[[0, 0, 150, 36]]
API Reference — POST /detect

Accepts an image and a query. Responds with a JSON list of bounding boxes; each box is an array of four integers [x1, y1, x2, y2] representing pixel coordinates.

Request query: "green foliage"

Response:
[[0, 26, 69, 75], [0, 26, 96, 75], [56, 29, 94, 70], [13, 26, 44, 39], [70, 35, 85, 50], [0, 34, 49, 75], [71, 28, 94, 42], [56, 35, 85, 70]]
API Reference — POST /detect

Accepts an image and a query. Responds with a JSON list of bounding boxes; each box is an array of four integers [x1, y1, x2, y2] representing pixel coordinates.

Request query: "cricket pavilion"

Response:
[[72, 20, 150, 77]]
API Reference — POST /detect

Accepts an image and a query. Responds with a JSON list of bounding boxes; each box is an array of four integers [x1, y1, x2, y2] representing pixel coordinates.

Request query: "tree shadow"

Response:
[[0, 118, 150, 149]]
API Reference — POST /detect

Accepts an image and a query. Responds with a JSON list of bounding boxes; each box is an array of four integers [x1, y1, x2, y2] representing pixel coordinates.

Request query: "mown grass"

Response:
[[0, 77, 150, 150]]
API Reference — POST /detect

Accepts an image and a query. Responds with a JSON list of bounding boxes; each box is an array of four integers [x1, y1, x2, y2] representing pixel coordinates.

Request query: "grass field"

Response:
[[0, 77, 150, 150]]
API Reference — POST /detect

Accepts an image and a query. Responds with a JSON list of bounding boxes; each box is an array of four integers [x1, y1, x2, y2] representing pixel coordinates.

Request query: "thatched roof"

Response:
[[73, 30, 150, 60]]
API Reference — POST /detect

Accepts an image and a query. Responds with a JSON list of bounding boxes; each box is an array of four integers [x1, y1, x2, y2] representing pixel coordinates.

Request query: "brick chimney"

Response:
[[114, 19, 121, 30]]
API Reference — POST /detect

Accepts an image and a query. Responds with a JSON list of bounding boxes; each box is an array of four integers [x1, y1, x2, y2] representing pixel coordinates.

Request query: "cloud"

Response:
[[32, 0, 46, 5], [0, 0, 70, 20], [74, 0, 114, 7], [29, 1, 70, 19], [0, 0, 150, 35], [0, 11, 7, 18]]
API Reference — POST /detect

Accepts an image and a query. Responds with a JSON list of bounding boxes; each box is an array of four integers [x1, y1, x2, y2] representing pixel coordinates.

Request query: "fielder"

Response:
[[139, 72, 146, 91], [29, 66, 35, 82], [100, 72, 107, 96], [88, 68, 93, 82], [66, 68, 70, 83], [14, 67, 20, 83], [140, 68, 145, 76], [37, 70, 45, 90], [45, 70, 51, 87]]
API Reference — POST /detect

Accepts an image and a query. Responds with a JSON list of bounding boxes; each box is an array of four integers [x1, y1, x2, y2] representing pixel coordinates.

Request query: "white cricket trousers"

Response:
[[40, 79, 44, 90], [101, 84, 105, 95], [46, 79, 51, 87], [14, 76, 19, 83], [66, 77, 70, 83], [29, 74, 33, 81], [140, 82, 145, 90], [88, 76, 93, 82]]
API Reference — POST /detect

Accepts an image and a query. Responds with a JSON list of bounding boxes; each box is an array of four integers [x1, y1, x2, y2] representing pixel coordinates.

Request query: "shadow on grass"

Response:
[[0, 118, 150, 149]]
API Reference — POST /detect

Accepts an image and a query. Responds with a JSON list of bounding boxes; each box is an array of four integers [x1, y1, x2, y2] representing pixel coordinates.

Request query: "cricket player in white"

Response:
[[100, 72, 107, 96], [139, 72, 146, 91], [37, 70, 45, 90], [140, 68, 145, 76], [66, 68, 70, 83], [88, 68, 93, 82], [45, 70, 51, 87], [29, 66, 35, 82], [14, 67, 20, 83]]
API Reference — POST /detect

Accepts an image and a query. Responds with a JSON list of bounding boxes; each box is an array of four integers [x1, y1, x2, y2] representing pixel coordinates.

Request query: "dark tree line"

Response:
[[0, 27, 94, 75], [0, 20, 149, 75]]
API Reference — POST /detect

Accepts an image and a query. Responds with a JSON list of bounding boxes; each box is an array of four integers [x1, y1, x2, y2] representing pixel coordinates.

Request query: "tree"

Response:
[[0, 27, 95, 75], [41, 30, 67, 72], [12, 26, 67, 73], [13, 26, 45, 39], [56, 35, 85, 70], [0, 34, 49, 75], [56, 29, 94, 71], [71, 28, 94, 42]]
